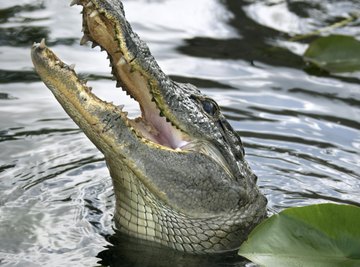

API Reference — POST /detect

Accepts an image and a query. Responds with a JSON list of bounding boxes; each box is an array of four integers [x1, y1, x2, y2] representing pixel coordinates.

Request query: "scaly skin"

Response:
[[31, 0, 267, 253]]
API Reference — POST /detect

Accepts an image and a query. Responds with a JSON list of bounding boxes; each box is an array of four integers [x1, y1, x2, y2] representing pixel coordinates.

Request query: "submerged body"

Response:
[[31, 0, 267, 253]]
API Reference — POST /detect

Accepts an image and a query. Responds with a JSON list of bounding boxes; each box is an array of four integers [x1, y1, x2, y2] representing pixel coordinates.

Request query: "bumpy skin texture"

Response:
[[31, 0, 267, 253]]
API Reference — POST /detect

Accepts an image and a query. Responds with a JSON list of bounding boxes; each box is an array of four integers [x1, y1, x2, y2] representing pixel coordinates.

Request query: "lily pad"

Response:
[[238, 203, 360, 267], [304, 35, 360, 73]]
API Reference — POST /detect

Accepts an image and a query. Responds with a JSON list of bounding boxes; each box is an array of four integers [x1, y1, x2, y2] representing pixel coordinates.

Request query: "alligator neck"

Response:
[[107, 158, 266, 253]]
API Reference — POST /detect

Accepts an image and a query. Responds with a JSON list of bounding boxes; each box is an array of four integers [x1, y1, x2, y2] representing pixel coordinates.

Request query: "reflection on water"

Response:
[[0, 0, 359, 266], [97, 232, 250, 267]]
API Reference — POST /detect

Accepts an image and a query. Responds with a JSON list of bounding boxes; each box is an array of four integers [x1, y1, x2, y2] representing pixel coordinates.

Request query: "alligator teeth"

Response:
[[89, 10, 99, 18], [69, 63, 76, 70], [118, 104, 125, 110], [70, 0, 80, 6], [86, 1, 94, 8], [80, 34, 90, 45], [116, 81, 122, 88], [91, 42, 98, 48], [117, 57, 127, 66], [39, 38, 46, 49]]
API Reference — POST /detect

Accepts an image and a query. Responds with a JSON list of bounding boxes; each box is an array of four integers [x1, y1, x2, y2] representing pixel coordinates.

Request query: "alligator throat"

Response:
[[31, 0, 267, 253]]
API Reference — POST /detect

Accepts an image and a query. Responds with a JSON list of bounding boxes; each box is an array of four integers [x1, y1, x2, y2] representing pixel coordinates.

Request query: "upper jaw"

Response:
[[76, 0, 194, 150]]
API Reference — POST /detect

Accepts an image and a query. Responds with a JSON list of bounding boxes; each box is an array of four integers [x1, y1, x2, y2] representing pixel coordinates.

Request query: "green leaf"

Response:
[[238, 203, 360, 267], [303, 35, 360, 73]]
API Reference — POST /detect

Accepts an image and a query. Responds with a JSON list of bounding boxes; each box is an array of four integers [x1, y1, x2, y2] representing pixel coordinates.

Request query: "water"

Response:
[[0, 0, 359, 266]]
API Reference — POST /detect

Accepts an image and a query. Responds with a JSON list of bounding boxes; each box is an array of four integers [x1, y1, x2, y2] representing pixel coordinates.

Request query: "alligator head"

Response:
[[31, 0, 267, 253]]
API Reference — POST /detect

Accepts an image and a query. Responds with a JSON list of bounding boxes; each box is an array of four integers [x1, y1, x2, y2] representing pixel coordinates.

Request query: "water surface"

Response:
[[0, 0, 359, 266]]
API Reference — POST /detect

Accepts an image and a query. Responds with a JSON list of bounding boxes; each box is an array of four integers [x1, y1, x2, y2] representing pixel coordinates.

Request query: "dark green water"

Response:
[[0, 0, 359, 266]]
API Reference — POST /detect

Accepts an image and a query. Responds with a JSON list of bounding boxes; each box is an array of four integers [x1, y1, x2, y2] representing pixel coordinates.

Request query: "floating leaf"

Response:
[[304, 35, 360, 73], [238, 203, 360, 267]]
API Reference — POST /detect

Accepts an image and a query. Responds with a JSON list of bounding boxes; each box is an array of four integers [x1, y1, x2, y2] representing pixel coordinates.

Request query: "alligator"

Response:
[[31, 0, 267, 253]]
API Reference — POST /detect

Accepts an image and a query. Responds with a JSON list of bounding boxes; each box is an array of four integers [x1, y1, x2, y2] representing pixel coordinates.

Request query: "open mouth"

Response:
[[76, 0, 191, 150], [31, 0, 238, 179], [39, 0, 191, 151]]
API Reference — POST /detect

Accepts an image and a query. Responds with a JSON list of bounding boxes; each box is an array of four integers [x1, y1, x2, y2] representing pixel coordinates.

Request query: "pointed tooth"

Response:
[[70, 0, 80, 6], [91, 42, 98, 48], [80, 34, 90, 45], [86, 1, 94, 7], [117, 57, 127, 66], [130, 65, 135, 73], [89, 10, 99, 18], [100, 47, 105, 51], [116, 81, 122, 88], [69, 64, 76, 70], [39, 38, 46, 49], [88, 86, 93, 91]]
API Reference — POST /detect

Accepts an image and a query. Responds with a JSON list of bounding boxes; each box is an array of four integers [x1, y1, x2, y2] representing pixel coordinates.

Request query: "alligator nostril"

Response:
[[86, 1, 94, 8], [80, 34, 90, 45]]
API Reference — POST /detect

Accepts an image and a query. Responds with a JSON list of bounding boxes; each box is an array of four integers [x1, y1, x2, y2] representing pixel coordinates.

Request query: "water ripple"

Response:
[[0, 0, 359, 266]]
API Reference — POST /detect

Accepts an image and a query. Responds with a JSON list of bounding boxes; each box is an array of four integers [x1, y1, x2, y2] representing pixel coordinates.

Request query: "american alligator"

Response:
[[31, 0, 267, 253]]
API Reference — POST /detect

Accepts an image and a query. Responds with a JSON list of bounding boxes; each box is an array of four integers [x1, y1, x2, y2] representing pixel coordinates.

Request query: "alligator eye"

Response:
[[201, 99, 218, 116]]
